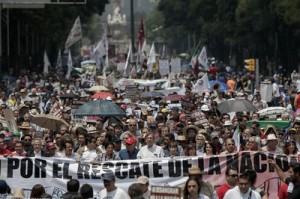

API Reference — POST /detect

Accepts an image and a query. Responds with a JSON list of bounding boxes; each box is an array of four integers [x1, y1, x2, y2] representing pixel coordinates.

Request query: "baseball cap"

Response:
[[137, 176, 149, 185], [126, 137, 137, 145], [102, 172, 115, 182]]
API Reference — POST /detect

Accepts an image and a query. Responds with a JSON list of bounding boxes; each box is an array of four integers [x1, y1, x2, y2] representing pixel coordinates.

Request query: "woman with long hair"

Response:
[[204, 142, 216, 156], [183, 176, 209, 199], [284, 140, 299, 156]]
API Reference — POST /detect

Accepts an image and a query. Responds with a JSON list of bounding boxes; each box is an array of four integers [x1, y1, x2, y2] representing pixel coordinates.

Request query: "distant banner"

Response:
[[159, 59, 169, 76], [170, 58, 181, 75], [1, 152, 298, 198]]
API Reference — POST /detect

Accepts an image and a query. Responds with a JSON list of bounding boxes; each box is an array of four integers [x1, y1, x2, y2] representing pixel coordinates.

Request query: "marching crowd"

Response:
[[0, 70, 299, 198]]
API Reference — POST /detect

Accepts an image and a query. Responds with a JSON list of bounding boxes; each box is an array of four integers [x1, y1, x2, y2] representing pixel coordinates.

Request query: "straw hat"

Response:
[[12, 188, 25, 198], [87, 125, 98, 134], [188, 166, 204, 176], [183, 125, 199, 136], [19, 122, 31, 129]]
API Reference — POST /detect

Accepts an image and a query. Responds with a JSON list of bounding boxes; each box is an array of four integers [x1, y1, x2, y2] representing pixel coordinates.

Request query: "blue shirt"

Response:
[[119, 148, 139, 160]]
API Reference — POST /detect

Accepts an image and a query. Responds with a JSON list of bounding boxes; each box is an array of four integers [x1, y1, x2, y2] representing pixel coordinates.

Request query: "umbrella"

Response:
[[31, 114, 69, 131], [161, 94, 185, 102], [217, 99, 258, 113], [257, 107, 288, 119], [74, 100, 126, 117], [140, 91, 165, 98], [209, 80, 230, 93], [59, 91, 78, 99], [86, 85, 109, 92], [91, 91, 115, 100]]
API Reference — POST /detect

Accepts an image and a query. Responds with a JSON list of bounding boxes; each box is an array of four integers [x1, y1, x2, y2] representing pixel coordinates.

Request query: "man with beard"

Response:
[[99, 172, 129, 199]]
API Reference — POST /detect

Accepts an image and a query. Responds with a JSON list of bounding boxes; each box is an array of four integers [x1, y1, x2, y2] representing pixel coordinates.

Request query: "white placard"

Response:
[[170, 58, 181, 75], [159, 59, 169, 76]]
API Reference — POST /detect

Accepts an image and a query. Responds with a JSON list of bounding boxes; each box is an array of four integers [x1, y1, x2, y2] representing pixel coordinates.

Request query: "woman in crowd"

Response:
[[185, 143, 197, 156], [97, 142, 120, 162], [284, 140, 299, 156], [204, 142, 216, 156], [183, 176, 209, 199]]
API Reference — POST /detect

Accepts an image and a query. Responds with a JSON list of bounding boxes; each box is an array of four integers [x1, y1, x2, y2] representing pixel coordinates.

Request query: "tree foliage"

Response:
[[157, 0, 300, 74]]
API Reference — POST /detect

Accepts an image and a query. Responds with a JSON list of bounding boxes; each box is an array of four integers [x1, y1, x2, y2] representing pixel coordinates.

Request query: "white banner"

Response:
[[159, 59, 169, 76], [170, 58, 181, 75], [1, 152, 296, 198]]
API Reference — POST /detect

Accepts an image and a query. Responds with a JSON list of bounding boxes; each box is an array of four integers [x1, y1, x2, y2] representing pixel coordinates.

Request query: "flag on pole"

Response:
[[161, 45, 166, 59], [93, 30, 108, 70], [124, 44, 132, 77], [232, 125, 241, 152], [198, 46, 209, 71], [66, 50, 73, 79], [191, 53, 199, 77], [147, 42, 156, 72], [137, 17, 145, 49], [139, 38, 147, 64], [192, 73, 210, 92], [65, 16, 82, 49], [56, 49, 62, 69], [43, 51, 50, 75]]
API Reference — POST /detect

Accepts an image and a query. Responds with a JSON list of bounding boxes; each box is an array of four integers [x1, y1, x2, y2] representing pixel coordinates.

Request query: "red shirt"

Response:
[[0, 148, 12, 156], [217, 183, 232, 199], [278, 182, 288, 199]]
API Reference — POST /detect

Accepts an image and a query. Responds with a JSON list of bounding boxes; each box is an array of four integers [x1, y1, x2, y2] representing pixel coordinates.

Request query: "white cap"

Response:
[[267, 134, 277, 141], [201, 104, 210, 111]]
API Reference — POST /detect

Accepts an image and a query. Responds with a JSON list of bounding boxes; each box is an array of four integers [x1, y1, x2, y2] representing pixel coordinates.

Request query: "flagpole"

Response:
[[191, 40, 201, 58]]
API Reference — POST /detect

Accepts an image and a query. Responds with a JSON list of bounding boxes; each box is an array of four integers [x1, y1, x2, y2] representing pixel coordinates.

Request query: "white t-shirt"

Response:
[[99, 187, 130, 199], [224, 186, 261, 199], [137, 144, 165, 159]]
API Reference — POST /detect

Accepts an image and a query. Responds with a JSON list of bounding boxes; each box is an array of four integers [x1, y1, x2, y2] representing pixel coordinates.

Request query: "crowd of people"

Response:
[[0, 70, 299, 198]]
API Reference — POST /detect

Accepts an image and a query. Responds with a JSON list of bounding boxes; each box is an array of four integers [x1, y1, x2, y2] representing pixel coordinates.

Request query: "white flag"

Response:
[[192, 73, 210, 93], [43, 51, 50, 75], [161, 45, 166, 59], [141, 38, 147, 62], [124, 45, 132, 77], [57, 49, 62, 69], [65, 16, 82, 49], [66, 50, 73, 79], [232, 125, 240, 152], [147, 42, 156, 72], [198, 46, 208, 71], [93, 31, 108, 70]]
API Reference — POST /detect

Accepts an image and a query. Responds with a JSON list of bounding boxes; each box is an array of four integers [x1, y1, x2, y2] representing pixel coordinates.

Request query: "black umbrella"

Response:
[[218, 99, 258, 113], [74, 100, 126, 117], [140, 91, 165, 98], [59, 91, 78, 99]]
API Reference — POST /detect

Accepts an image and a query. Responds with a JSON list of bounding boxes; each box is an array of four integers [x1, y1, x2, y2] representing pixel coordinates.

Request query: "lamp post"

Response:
[[130, 0, 135, 53]]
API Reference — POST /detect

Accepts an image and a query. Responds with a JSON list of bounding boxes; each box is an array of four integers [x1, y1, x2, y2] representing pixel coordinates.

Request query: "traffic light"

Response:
[[244, 59, 255, 71]]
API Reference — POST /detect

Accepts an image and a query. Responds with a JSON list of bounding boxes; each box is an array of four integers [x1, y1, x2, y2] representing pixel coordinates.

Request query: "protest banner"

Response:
[[0, 152, 297, 198], [159, 59, 170, 76]]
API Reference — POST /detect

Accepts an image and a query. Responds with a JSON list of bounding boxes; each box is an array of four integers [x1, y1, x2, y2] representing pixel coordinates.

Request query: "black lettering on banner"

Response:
[[91, 165, 101, 179], [208, 156, 221, 175], [182, 160, 192, 176], [168, 160, 181, 177], [63, 163, 72, 179], [254, 152, 266, 173], [102, 162, 114, 173], [197, 157, 204, 172], [240, 152, 252, 173], [226, 154, 238, 169], [77, 163, 91, 179], [268, 153, 275, 172], [143, 162, 150, 177], [115, 162, 128, 179], [129, 162, 142, 178], [7, 158, 19, 178], [35, 159, 46, 178], [53, 162, 63, 178], [153, 161, 163, 178], [276, 155, 289, 172], [21, 158, 33, 178]]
